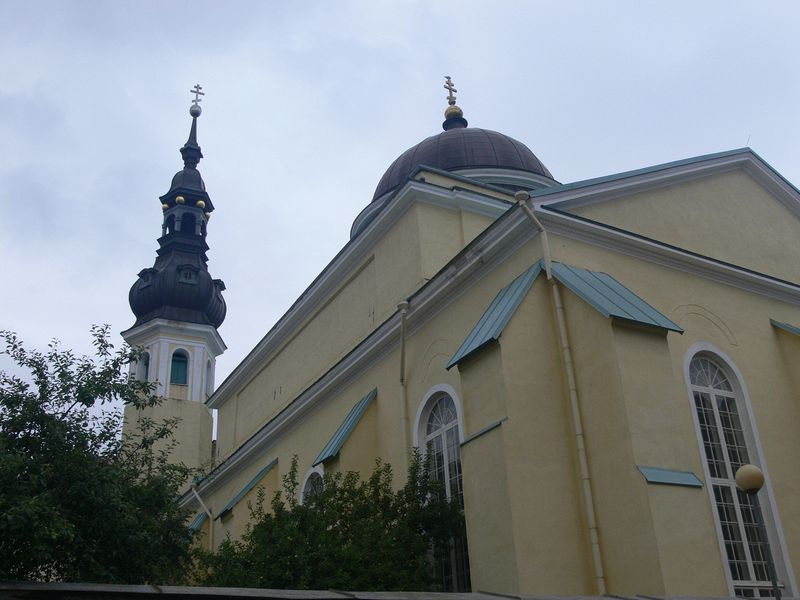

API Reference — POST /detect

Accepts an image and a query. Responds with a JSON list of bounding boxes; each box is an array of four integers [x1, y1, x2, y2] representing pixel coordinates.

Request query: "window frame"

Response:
[[683, 343, 797, 597], [170, 349, 190, 386], [413, 384, 470, 592]]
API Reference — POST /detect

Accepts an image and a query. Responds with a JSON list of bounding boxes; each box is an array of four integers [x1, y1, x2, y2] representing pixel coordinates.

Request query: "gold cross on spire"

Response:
[[444, 76, 457, 106], [190, 84, 205, 106]]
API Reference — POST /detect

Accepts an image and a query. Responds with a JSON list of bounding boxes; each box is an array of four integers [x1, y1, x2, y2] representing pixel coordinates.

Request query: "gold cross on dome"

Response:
[[444, 76, 457, 106], [190, 84, 205, 106]]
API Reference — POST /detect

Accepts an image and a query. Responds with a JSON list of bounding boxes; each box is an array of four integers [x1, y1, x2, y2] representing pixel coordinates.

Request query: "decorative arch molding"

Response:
[[682, 342, 797, 596], [412, 383, 465, 448], [673, 305, 738, 347]]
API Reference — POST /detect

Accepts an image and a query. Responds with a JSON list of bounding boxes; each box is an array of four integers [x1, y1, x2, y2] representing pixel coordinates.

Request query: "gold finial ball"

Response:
[[161, 203, 169, 211], [196, 200, 206, 209], [444, 104, 463, 119], [735, 464, 765, 495], [205, 212, 211, 220], [175, 196, 185, 204]]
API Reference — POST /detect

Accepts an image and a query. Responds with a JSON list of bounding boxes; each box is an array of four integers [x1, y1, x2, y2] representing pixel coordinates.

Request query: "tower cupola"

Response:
[[127, 84, 227, 329]]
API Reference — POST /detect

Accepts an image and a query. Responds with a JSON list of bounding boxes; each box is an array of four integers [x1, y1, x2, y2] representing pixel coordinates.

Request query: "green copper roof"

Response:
[[551, 261, 683, 333], [448, 260, 683, 370], [313, 388, 378, 467], [188, 511, 207, 532], [770, 318, 800, 336], [217, 458, 278, 520], [446, 263, 543, 369], [637, 466, 703, 488]]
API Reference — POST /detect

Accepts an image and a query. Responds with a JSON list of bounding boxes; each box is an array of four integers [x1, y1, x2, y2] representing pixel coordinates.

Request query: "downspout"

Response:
[[515, 190, 607, 595], [398, 300, 411, 472], [191, 484, 215, 551]]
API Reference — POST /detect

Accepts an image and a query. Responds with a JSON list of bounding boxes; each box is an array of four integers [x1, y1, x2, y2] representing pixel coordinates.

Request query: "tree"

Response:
[[195, 454, 465, 591], [0, 326, 193, 584]]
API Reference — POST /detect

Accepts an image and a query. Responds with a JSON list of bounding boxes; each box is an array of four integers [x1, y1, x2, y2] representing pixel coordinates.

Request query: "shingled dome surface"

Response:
[[372, 127, 553, 201]]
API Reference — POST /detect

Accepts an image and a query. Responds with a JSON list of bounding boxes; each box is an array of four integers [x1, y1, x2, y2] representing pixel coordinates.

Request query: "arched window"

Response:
[[170, 350, 188, 385], [302, 470, 323, 504], [136, 352, 150, 382], [417, 389, 470, 592], [165, 214, 175, 235], [424, 393, 463, 506], [689, 354, 788, 597]]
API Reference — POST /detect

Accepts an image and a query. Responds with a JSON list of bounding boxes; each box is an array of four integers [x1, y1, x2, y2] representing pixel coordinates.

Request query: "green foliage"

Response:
[[0, 325, 193, 584], [195, 453, 464, 591]]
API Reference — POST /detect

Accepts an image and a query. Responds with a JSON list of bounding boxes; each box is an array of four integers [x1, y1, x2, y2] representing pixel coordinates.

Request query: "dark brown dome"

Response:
[[373, 127, 553, 201]]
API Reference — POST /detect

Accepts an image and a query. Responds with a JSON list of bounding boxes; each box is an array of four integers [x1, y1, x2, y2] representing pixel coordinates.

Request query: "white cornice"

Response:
[[537, 208, 800, 305], [122, 319, 226, 357], [207, 181, 513, 410]]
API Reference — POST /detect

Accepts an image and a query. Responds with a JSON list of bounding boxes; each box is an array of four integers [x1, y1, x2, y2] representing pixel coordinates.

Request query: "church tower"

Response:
[[122, 85, 226, 472]]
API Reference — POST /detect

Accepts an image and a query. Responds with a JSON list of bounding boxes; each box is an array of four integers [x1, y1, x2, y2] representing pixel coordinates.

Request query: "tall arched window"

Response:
[[420, 391, 470, 592], [170, 350, 188, 385], [689, 354, 786, 597], [424, 394, 463, 507]]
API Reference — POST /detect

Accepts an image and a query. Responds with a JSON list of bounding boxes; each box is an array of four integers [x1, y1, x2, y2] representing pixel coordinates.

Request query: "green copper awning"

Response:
[[446, 263, 543, 369], [188, 511, 207, 532], [313, 388, 378, 467], [637, 465, 703, 488], [216, 458, 278, 520], [770, 318, 800, 336], [550, 261, 683, 333]]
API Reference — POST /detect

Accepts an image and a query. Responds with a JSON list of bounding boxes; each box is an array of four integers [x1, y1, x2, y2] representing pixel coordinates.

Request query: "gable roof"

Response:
[[550, 262, 683, 332], [447, 260, 682, 369], [532, 147, 800, 219], [533, 148, 753, 198]]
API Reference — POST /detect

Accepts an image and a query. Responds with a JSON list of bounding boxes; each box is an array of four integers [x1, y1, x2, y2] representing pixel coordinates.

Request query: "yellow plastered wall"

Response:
[[611, 325, 727, 595], [123, 397, 212, 475], [496, 280, 594, 593], [203, 175, 800, 595], [552, 234, 800, 593], [217, 201, 493, 458], [215, 463, 280, 545], [572, 169, 800, 282], [557, 284, 665, 595]]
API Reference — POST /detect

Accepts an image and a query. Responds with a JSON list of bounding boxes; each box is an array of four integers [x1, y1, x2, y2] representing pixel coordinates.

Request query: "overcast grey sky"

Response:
[[2, 1, 799, 387]]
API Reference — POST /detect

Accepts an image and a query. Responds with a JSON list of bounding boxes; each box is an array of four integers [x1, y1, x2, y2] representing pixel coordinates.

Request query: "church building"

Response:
[[124, 80, 800, 598]]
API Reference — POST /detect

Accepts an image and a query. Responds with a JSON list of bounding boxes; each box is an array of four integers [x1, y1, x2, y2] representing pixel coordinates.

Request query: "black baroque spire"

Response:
[[128, 92, 226, 329]]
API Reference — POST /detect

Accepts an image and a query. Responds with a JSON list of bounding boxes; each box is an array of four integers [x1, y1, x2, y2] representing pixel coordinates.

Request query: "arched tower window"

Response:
[[689, 354, 789, 597], [417, 388, 470, 592], [170, 350, 189, 385], [136, 352, 150, 382]]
